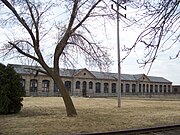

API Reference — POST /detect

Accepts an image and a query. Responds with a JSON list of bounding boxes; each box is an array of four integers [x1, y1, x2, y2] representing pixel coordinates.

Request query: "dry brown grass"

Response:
[[0, 97, 180, 135]]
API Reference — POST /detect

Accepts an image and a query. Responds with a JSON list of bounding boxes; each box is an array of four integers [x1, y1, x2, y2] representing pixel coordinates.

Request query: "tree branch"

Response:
[[72, 0, 102, 32], [1, 0, 36, 45], [8, 42, 39, 62]]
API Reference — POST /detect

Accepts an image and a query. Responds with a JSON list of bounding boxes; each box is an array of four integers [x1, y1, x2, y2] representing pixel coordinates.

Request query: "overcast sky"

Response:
[[0, 1, 179, 85], [88, 20, 180, 85]]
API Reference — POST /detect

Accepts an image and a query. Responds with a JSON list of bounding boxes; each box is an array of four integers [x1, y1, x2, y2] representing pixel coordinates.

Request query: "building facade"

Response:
[[172, 85, 180, 94], [11, 64, 173, 97]]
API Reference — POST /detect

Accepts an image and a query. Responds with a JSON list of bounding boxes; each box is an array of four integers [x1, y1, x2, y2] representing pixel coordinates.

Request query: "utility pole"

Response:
[[111, 0, 126, 108]]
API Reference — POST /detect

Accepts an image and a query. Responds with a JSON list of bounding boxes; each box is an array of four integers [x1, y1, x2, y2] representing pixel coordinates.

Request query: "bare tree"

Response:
[[122, 0, 180, 73], [0, 0, 113, 117]]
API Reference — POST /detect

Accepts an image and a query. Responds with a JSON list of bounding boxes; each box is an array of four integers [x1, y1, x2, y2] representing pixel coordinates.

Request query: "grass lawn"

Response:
[[0, 97, 180, 135]]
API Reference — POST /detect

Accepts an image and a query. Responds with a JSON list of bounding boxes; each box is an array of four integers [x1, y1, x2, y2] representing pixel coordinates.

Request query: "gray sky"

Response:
[[91, 21, 180, 85], [0, 0, 179, 85]]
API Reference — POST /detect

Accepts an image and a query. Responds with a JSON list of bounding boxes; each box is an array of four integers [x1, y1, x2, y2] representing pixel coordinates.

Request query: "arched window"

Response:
[[76, 81, 80, 89], [150, 84, 153, 93], [146, 84, 149, 93], [104, 83, 109, 93], [82, 81, 87, 97], [132, 84, 136, 93], [112, 83, 116, 93], [89, 81, 93, 89], [126, 83, 130, 93], [42, 80, 50, 92], [65, 81, 71, 92], [30, 79, 38, 92], [95, 82, 101, 93], [164, 85, 167, 93]]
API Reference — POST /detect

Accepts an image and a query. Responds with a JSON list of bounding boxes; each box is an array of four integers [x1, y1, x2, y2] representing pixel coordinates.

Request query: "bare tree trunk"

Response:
[[52, 73, 77, 117], [0, 0, 112, 117]]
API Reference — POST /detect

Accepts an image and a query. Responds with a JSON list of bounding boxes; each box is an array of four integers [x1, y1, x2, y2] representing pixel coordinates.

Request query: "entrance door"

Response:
[[82, 81, 87, 97]]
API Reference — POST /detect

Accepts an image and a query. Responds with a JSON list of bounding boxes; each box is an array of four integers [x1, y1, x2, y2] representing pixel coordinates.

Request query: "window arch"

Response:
[[76, 81, 80, 89], [30, 79, 38, 92], [89, 81, 93, 89]]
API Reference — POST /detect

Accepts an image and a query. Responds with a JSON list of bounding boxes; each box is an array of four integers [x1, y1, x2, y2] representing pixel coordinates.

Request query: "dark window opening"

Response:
[[104, 83, 109, 93], [126, 84, 130, 93], [159, 85, 162, 93], [30, 79, 38, 92], [89, 81, 93, 89], [96, 82, 101, 93], [76, 81, 80, 89], [146, 84, 149, 93], [112, 83, 116, 93], [42, 80, 50, 92], [164, 85, 166, 93], [139, 84, 141, 93], [132, 84, 136, 93], [150, 84, 153, 93], [155, 85, 158, 93]]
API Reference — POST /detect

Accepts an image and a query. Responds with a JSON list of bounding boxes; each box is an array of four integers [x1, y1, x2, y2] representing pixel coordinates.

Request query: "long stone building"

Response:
[[11, 64, 173, 97]]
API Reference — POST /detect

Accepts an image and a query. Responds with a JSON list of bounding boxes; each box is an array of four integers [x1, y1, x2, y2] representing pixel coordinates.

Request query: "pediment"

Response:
[[73, 68, 95, 79], [138, 74, 150, 82]]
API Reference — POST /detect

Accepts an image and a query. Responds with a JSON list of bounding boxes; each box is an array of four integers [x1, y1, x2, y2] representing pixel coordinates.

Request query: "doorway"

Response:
[[82, 81, 87, 97]]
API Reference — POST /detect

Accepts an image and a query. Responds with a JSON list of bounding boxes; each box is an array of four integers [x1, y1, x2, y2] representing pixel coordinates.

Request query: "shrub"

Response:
[[0, 63, 23, 114]]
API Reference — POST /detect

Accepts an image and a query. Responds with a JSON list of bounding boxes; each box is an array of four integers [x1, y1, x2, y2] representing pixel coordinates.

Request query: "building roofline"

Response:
[[9, 64, 172, 83]]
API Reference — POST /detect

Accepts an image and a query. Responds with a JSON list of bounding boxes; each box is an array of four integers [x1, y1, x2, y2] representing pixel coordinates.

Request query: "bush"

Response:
[[0, 63, 23, 114]]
